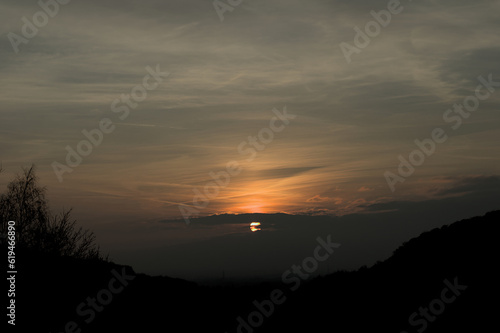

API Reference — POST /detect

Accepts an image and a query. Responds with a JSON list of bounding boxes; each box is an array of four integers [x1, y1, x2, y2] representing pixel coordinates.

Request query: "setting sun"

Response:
[[250, 222, 261, 232]]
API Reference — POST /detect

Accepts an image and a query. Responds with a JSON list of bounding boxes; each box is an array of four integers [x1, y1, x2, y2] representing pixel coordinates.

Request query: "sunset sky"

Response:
[[1, 0, 499, 279]]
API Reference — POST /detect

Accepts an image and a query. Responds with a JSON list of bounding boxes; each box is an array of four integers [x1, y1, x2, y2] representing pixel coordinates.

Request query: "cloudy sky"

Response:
[[1, 0, 499, 278]]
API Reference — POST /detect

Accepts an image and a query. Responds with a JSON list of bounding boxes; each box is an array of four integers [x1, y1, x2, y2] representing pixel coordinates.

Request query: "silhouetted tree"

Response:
[[0, 165, 103, 260]]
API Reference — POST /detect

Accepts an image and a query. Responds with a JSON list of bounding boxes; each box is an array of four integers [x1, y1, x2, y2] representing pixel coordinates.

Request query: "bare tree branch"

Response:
[[0, 165, 103, 260]]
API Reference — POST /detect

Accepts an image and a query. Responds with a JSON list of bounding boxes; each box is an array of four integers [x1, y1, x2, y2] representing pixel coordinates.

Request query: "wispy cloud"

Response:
[[1, 0, 499, 251]]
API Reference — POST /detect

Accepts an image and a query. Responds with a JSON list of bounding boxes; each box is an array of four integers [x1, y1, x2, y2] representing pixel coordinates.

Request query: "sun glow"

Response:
[[237, 202, 266, 213]]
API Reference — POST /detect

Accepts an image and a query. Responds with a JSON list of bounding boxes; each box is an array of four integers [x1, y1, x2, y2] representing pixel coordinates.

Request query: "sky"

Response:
[[1, 0, 499, 279]]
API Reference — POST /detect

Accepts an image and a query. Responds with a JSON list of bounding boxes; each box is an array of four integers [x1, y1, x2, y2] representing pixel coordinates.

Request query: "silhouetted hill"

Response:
[[261, 210, 499, 332], [13, 211, 499, 332]]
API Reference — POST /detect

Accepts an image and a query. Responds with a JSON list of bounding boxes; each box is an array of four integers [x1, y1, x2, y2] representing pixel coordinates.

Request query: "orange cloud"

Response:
[[307, 195, 343, 205], [306, 195, 329, 202]]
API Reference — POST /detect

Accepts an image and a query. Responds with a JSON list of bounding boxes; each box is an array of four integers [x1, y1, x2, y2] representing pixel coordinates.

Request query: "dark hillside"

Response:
[[12, 211, 498, 332]]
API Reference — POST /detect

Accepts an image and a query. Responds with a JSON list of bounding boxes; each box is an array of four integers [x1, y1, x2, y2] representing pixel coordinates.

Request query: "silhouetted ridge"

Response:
[[261, 210, 499, 332], [14, 210, 500, 332]]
